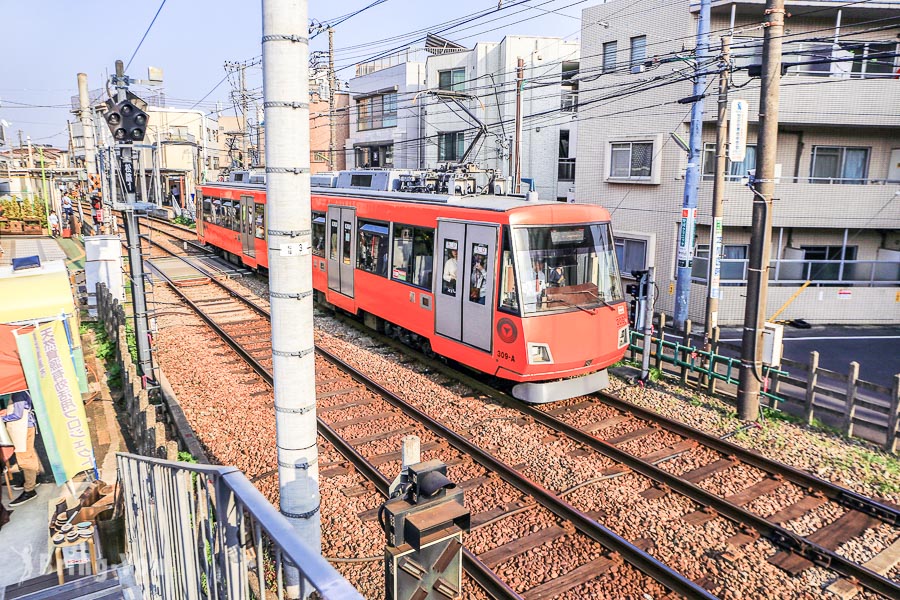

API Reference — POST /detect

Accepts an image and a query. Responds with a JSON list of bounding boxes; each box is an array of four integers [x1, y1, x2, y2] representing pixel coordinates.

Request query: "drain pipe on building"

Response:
[[262, 0, 321, 597]]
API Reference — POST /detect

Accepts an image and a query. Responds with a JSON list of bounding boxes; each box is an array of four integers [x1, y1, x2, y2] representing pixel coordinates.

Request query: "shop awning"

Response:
[[0, 260, 75, 324], [0, 324, 28, 396]]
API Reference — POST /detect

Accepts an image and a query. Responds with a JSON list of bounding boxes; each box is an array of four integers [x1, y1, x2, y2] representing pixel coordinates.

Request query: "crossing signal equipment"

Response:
[[104, 96, 148, 142]]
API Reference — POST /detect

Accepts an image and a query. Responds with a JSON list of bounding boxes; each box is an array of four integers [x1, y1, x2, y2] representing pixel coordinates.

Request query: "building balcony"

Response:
[[697, 177, 900, 229], [691, 256, 899, 287]]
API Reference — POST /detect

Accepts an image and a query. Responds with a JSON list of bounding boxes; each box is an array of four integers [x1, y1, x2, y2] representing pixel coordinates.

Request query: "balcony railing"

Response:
[[691, 258, 900, 286], [703, 174, 898, 185], [558, 158, 576, 181], [117, 452, 362, 600]]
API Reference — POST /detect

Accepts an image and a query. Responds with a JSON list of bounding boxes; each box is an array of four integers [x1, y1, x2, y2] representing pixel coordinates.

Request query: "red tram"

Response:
[[197, 174, 630, 403]]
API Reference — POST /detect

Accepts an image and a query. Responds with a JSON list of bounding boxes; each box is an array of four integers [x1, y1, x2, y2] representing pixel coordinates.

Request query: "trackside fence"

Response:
[[117, 453, 362, 600], [626, 313, 899, 453]]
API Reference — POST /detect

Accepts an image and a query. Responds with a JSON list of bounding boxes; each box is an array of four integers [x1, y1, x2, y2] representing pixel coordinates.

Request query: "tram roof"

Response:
[[202, 181, 583, 213]]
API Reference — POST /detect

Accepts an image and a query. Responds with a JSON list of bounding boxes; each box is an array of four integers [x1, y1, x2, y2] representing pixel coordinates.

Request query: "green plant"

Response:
[[178, 451, 198, 464], [107, 362, 123, 389], [124, 322, 139, 365], [172, 215, 196, 228], [647, 367, 663, 382]]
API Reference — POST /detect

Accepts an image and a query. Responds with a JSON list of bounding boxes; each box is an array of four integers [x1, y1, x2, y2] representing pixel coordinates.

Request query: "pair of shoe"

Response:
[[8, 489, 37, 507]]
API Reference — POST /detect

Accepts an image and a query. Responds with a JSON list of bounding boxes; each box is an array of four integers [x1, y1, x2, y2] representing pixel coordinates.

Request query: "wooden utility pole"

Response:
[[704, 35, 731, 355], [328, 26, 336, 170], [513, 57, 524, 193], [737, 0, 784, 420]]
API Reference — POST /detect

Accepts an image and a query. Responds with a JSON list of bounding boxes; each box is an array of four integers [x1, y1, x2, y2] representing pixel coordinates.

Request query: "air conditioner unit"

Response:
[[630, 65, 646, 74]]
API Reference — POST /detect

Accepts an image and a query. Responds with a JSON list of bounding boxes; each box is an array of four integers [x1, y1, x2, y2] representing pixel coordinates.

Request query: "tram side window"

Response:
[[441, 239, 459, 297], [311, 212, 326, 257], [499, 226, 519, 314], [343, 222, 353, 265], [222, 201, 235, 231], [391, 224, 434, 290], [329, 219, 338, 260], [358, 220, 390, 277], [255, 204, 265, 239], [202, 197, 213, 224]]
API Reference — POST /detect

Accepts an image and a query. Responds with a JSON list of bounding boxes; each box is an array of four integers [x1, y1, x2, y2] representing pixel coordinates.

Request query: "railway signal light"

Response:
[[104, 97, 149, 142]]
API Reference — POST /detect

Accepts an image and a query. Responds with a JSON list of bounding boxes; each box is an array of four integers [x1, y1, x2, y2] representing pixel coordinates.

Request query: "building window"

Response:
[[438, 132, 465, 162], [212, 156, 220, 170], [438, 68, 466, 92], [357, 92, 397, 131], [610, 141, 652, 179], [702, 143, 757, 181], [558, 130, 575, 181], [802, 245, 857, 281], [847, 42, 898, 79], [355, 144, 393, 168], [561, 61, 578, 112], [392, 224, 434, 289], [810, 147, 869, 184], [615, 238, 647, 274], [603, 41, 618, 73], [693, 244, 749, 281], [357, 220, 390, 277], [630, 35, 647, 66]]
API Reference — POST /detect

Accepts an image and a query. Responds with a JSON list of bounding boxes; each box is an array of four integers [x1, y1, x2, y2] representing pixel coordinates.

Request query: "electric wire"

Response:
[[125, 0, 168, 72]]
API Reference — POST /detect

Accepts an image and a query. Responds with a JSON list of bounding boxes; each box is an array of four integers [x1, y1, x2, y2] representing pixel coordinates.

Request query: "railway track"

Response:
[[134, 214, 900, 598], [142, 217, 709, 600]]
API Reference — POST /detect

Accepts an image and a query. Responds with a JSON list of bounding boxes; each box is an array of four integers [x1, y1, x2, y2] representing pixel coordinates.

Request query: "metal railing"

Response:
[[691, 257, 900, 286], [117, 453, 362, 600]]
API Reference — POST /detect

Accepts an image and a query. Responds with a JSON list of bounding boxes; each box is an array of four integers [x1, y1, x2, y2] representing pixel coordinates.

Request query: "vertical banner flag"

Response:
[[15, 320, 95, 485]]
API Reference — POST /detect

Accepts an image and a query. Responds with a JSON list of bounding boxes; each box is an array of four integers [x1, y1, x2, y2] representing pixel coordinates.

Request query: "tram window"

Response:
[[255, 204, 265, 239], [221, 201, 235, 230], [312, 213, 326, 257], [391, 224, 434, 290], [329, 219, 338, 260], [498, 226, 519, 314], [468, 243, 489, 305], [358, 220, 389, 277], [202, 197, 213, 223], [343, 221, 352, 265], [210, 200, 222, 226], [441, 239, 459, 297]]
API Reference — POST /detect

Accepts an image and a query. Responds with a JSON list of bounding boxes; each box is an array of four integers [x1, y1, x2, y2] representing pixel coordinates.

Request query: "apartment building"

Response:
[[423, 36, 579, 201], [310, 90, 350, 173], [577, 0, 900, 325], [346, 52, 429, 169]]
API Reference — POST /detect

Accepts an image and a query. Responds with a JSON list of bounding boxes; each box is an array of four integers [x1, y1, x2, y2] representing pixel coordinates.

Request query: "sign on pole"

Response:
[[729, 99, 749, 162]]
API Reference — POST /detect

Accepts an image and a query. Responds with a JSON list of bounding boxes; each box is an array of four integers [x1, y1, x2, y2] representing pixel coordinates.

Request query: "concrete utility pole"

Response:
[[77, 73, 98, 176], [241, 64, 250, 169], [704, 35, 731, 353], [737, 0, 785, 420], [113, 59, 155, 383], [328, 26, 336, 171], [673, 0, 711, 330], [262, 0, 321, 596], [513, 57, 524, 193]]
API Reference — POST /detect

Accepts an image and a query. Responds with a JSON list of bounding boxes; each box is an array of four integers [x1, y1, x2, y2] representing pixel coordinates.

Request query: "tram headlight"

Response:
[[527, 343, 553, 365]]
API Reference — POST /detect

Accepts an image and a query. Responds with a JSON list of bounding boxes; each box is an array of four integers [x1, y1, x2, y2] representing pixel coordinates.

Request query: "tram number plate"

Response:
[[496, 350, 515, 362], [280, 243, 309, 257]]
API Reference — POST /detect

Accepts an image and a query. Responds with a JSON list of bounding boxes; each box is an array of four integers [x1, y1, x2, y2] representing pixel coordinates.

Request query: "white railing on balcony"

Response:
[[117, 453, 363, 600], [692, 258, 900, 286], [703, 174, 900, 185], [355, 47, 467, 77]]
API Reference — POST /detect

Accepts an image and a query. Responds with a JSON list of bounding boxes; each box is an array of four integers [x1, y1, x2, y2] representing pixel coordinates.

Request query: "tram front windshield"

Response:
[[513, 224, 623, 315]]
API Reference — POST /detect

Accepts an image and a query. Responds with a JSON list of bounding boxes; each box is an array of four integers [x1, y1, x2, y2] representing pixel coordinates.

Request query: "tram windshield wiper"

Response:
[[544, 295, 597, 315]]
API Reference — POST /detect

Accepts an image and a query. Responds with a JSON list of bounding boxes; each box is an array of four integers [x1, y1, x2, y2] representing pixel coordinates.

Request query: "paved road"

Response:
[[717, 326, 899, 389]]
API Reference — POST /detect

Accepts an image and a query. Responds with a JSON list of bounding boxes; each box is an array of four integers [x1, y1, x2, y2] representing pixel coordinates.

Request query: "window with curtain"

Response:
[[610, 141, 653, 179], [438, 132, 465, 162], [603, 41, 618, 72], [810, 146, 869, 184], [614, 238, 647, 274], [630, 36, 647, 66]]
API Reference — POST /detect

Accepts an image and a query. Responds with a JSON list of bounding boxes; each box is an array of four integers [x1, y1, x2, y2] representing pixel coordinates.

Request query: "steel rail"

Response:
[[314, 346, 718, 600], [511, 398, 900, 599], [143, 216, 899, 597], [148, 251, 522, 599], [322, 314, 900, 599], [594, 391, 900, 527]]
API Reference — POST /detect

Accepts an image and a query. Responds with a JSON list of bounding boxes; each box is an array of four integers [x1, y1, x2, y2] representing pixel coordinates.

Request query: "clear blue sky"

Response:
[[0, 0, 587, 148]]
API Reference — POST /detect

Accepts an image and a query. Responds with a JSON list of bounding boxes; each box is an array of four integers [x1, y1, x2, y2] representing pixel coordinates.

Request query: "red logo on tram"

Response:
[[496, 318, 518, 344]]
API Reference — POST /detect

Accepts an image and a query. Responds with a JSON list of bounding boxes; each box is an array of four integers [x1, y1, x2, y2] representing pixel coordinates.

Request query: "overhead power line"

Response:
[[125, 0, 168, 72]]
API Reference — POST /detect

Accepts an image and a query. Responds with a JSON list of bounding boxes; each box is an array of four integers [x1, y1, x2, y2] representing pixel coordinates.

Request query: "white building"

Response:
[[422, 36, 579, 201], [576, 0, 900, 325], [346, 53, 429, 169]]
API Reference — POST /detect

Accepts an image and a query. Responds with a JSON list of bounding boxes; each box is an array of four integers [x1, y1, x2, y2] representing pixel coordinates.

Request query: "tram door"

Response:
[[240, 195, 255, 258], [434, 220, 497, 352], [326, 205, 356, 298]]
